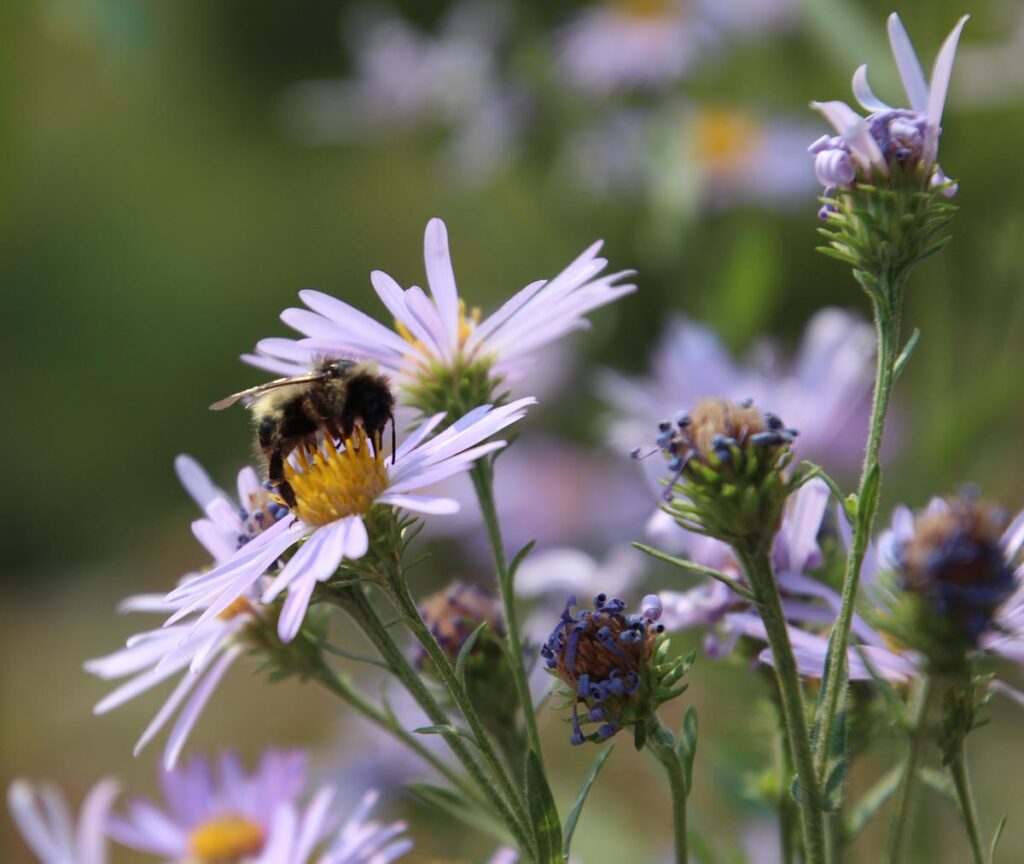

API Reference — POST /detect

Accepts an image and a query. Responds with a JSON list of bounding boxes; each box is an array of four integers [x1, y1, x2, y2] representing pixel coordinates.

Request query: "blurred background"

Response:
[[4, 0, 1024, 860]]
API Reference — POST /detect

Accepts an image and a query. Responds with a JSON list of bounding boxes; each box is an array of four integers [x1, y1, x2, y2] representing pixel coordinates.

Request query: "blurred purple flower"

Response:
[[810, 13, 968, 196], [8, 778, 119, 864], [109, 750, 410, 863], [86, 456, 285, 769], [280, 1, 523, 186], [247, 218, 635, 399], [164, 402, 532, 644], [750, 500, 1024, 704], [600, 307, 878, 484]]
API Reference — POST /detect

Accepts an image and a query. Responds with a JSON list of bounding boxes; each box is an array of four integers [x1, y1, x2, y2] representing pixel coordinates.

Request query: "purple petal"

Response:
[[423, 218, 460, 352], [851, 64, 891, 112], [887, 13, 929, 112], [927, 15, 969, 131]]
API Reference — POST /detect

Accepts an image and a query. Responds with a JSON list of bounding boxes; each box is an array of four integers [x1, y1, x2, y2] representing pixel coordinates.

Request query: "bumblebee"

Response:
[[211, 358, 395, 509]]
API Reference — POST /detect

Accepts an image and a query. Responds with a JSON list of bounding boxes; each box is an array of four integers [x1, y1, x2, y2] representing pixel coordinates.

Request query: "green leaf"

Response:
[[919, 767, 956, 801], [990, 814, 1008, 863], [562, 746, 614, 859], [678, 706, 698, 796], [893, 328, 921, 382], [455, 621, 488, 685], [407, 782, 511, 846], [857, 463, 882, 535], [413, 724, 477, 744], [509, 540, 537, 579], [631, 543, 756, 602], [526, 749, 563, 863], [843, 765, 902, 840]]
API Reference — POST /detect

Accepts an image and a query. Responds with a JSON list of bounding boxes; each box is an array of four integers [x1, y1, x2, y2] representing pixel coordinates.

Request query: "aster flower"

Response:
[[164, 400, 533, 643], [279, 1, 523, 186], [600, 307, 877, 485], [246, 218, 634, 416], [753, 496, 1024, 699], [541, 592, 688, 745], [809, 12, 968, 195], [109, 750, 410, 864], [86, 457, 286, 769], [8, 778, 119, 864]]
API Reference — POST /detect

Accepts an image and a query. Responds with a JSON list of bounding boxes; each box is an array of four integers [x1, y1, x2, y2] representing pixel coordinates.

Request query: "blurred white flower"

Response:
[[8, 778, 119, 864]]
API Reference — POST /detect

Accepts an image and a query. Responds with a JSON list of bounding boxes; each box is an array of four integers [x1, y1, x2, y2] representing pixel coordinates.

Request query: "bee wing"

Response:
[[209, 373, 324, 410]]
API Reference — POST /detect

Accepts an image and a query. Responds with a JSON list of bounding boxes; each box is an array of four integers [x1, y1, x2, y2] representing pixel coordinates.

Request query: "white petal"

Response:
[[851, 64, 892, 112], [887, 12, 929, 112], [163, 648, 239, 769], [174, 455, 221, 511], [927, 15, 969, 130], [75, 778, 120, 864], [810, 100, 885, 171], [423, 217, 460, 351], [378, 493, 461, 515]]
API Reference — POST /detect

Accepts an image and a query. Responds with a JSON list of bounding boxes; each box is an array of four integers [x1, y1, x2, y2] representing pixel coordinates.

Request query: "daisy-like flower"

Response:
[[8, 778, 120, 864], [600, 307, 877, 487], [246, 218, 634, 415], [86, 456, 285, 769], [809, 12, 969, 197], [164, 400, 534, 644], [753, 496, 1024, 700], [655, 477, 879, 656], [109, 750, 410, 864]]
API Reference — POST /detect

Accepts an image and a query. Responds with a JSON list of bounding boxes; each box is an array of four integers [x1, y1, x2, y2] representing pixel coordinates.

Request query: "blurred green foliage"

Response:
[[3, 0, 1024, 861]]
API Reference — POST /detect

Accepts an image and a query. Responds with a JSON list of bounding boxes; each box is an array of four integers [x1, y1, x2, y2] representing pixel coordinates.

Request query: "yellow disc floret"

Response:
[[283, 428, 390, 528], [188, 815, 264, 862]]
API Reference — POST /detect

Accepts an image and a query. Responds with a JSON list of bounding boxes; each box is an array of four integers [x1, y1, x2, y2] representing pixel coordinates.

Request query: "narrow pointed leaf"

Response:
[[408, 782, 511, 846], [843, 765, 902, 839], [562, 746, 614, 859], [990, 814, 1008, 863], [526, 749, 563, 863], [678, 706, 698, 795], [455, 621, 488, 685]]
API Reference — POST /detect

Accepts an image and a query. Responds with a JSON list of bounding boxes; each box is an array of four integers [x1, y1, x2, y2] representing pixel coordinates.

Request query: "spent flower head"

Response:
[[541, 593, 690, 746], [247, 218, 634, 418], [164, 401, 532, 644], [640, 397, 801, 547]]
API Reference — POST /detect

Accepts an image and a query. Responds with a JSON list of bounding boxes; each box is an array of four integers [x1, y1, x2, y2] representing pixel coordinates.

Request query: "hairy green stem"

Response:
[[814, 284, 903, 778], [737, 544, 827, 864], [949, 738, 986, 864], [884, 675, 934, 864], [644, 715, 689, 864], [470, 459, 545, 771], [382, 569, 532, 827], [775, 701, 798, 864], [326, 585, 534, 854]]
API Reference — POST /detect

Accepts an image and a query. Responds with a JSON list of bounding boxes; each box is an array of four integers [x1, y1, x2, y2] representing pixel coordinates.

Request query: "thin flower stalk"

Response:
[[735, 542, 827, 864], [470, 459, 545, 771], [949, 739, 986, 864], [643, 715, 689, 864], [885, 674, 934, 864]]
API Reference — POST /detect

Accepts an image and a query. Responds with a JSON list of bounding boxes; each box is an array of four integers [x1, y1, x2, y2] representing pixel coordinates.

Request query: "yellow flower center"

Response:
[[691, 108, 760, 174], [217, 597, 253, 621], [188, 815, 264, 863], [613, 0, 674, 18], [396, 299, 482, 366], [283, 428, 389, 528]]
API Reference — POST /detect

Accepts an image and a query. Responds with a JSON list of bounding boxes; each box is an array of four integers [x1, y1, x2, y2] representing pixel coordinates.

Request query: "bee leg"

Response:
[[390, 416, 396, 464], [268, 449, 297, 509]]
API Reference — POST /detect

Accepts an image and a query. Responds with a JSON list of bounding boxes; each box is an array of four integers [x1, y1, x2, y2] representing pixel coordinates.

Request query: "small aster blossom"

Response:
[[542, 592, 687, 745], [557, 0, 714, 94], [8, 778, 120, 864], [753, 497, 1024, 700], [809, 12, 968, 206], [86, 456, 286, 769], [246, 218, 635, 415], [600, 308, 877, 486], [109, 750, 410, 864], [164, 400, 533, 643], [656, 478, 879, 656], [279, 2, 523, 186]]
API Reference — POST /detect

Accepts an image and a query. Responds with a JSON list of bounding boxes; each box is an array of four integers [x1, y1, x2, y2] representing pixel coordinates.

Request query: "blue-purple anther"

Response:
[[541, 593, 664, 745]]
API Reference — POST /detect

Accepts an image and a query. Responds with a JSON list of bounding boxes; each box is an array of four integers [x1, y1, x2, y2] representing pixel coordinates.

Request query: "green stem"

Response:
[[737, 544, 828, 864], [326, 585, 534, 855], [308, 655, 482, 808], [774, 699, 798, 864], [379, 567, 534, 847], [644, 715, 689, 864], [814, 284, 903, 778], [884, 675, 934, 864], [949, 738, 986, 864], [470, 459, 545, 770]]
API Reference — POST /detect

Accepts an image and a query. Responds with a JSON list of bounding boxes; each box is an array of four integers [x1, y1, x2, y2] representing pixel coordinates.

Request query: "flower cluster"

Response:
[[541, 592, 687, 746]]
